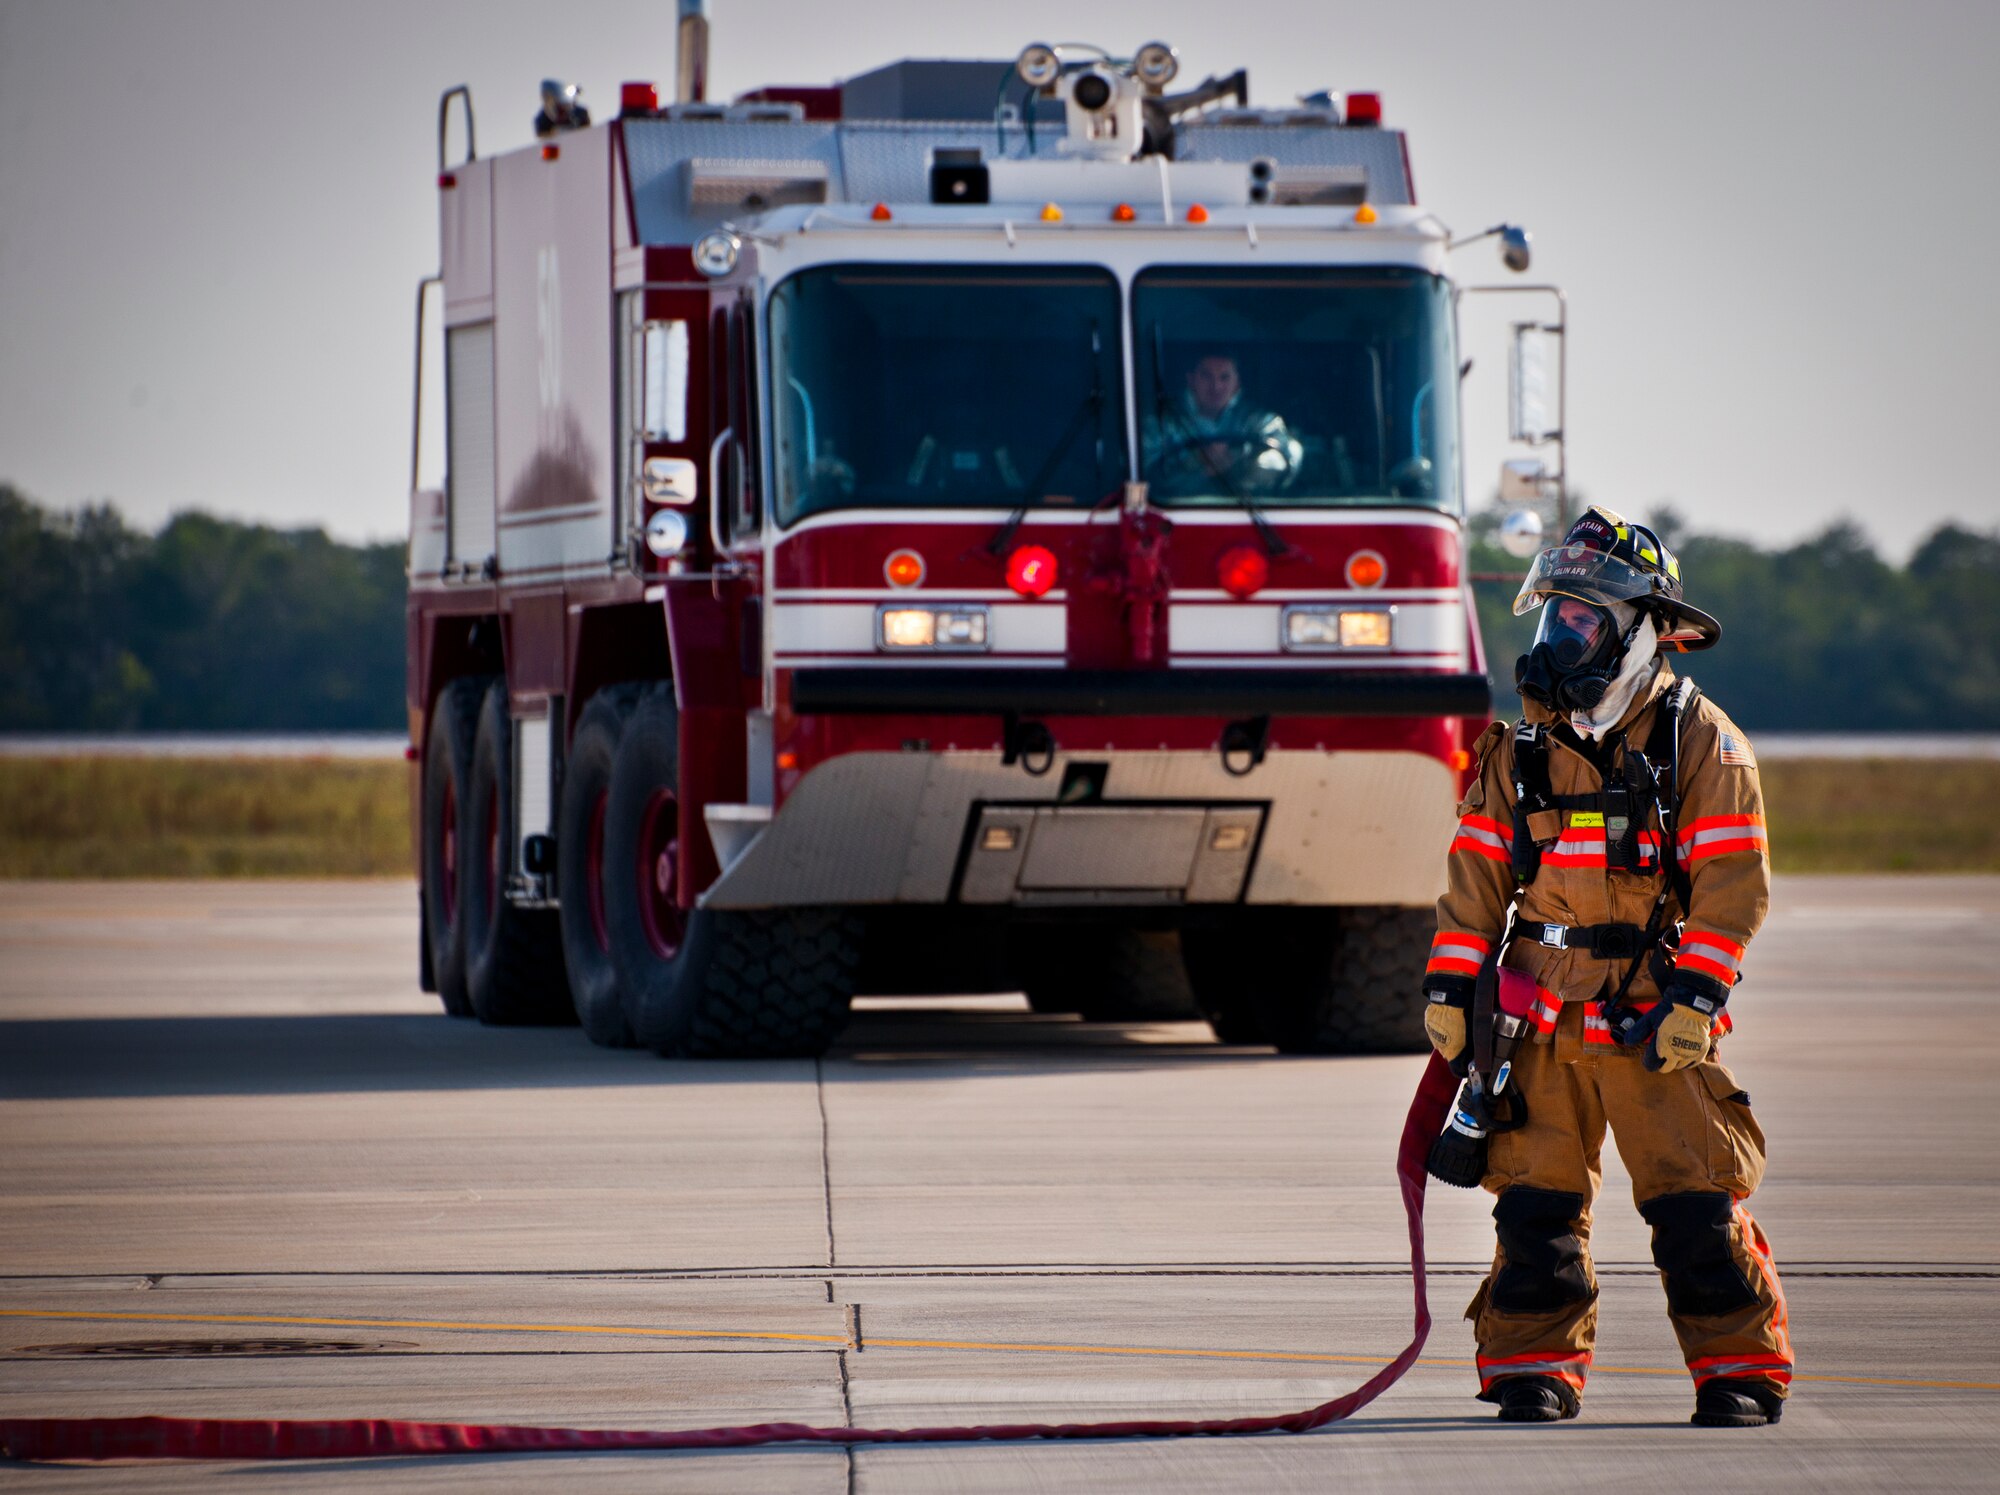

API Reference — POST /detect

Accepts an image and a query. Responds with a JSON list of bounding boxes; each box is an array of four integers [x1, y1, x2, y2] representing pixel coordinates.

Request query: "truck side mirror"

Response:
[[1498, 506, 1545, 558], [641, 320, 690, 442], [1499, 457, 1548, 504], [1508, 324, 1554, 444], [1500, 225, 1532, 273]]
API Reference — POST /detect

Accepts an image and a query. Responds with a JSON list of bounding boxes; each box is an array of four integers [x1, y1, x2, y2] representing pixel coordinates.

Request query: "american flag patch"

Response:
[[1718, 730, 1755, 767]]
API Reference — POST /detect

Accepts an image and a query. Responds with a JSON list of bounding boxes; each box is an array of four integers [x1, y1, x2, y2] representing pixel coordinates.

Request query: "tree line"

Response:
[[0, 485, 405, 731], [1, 484, 1995, 732]]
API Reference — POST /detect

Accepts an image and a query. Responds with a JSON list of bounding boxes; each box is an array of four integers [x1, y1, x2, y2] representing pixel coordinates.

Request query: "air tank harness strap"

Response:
[[1507, 681, 1701, 897], [1603, 679, 1703, 1024]]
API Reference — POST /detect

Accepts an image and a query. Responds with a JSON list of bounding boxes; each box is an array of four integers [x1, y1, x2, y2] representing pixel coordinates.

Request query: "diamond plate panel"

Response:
[[623, 119, 845, 244], [1176, 126, 1413, 204]]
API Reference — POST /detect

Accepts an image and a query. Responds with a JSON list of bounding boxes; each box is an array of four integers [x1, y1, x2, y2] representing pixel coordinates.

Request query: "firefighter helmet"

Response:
[[1512, 506, 1721, 652]]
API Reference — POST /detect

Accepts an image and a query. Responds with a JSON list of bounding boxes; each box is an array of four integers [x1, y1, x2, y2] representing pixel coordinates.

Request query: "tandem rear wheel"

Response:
[[1182, 906, 1434, 1053], [602, 689, 862, 1058], [421, 675, 573, 1025], [556, 684, 644, 1047]]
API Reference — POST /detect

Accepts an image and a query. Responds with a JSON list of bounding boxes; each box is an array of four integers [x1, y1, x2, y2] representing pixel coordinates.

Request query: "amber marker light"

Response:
[[541, 144, 561, 161], [1353, 203, 1379, 224], [1006, 544, 1058, 597], [1216, 544, 1269, 600], [884, 548, 925, 588], [1040, 202, 1064, 222], [777, 750, 800, 771], [1346, 549, 1387, 588], [870, 202, 893, 220], [1112, 203, 1136, 222], [1186, 203, 1210, 223], [1449, 748, 1473, 773]]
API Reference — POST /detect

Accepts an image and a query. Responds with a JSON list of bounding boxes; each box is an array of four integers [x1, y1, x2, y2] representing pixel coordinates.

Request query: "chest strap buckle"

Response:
[[1536, 922, 1647, 959]]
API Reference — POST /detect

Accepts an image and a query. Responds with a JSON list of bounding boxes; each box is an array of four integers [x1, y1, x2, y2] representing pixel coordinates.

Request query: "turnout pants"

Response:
[[1470, 1002, 1793, 1402]]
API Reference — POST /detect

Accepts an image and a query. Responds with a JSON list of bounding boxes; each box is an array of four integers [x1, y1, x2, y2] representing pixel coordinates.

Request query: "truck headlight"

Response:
[[877, 605, 990, 651], [1282, 605, 1395, 651]]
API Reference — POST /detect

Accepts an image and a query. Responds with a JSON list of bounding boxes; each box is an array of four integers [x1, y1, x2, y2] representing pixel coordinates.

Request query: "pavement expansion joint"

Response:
[[9, 1261, 1994, 1283]]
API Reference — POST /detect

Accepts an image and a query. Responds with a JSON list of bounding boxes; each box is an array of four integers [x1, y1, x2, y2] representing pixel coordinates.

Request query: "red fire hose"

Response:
[[1, 1056, 1459, 1464]]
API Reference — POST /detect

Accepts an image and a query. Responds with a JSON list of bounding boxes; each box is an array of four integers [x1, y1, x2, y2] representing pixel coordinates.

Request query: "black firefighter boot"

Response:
[[1693, 1379, 1784, 1427], [1494, 1375, 1581, 1423]]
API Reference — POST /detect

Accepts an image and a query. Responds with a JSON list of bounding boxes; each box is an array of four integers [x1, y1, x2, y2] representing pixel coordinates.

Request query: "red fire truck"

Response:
[[407, 21, 1557, 1058]]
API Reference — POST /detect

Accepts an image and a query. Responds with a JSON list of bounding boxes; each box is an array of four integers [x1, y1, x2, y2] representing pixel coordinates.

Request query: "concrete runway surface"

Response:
[[1, 876, 1995, 1491]]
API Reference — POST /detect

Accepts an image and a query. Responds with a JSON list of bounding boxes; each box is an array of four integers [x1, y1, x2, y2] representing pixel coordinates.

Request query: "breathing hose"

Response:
[[1, 1055, 1459, 1463]]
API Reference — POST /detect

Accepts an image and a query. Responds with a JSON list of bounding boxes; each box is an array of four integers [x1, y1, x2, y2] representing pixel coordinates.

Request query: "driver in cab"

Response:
[[1143, 353, 1302, 498]]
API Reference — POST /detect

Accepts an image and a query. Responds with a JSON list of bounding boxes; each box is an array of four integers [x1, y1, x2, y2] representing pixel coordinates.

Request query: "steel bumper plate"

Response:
[[698, 749, 1455, 911]]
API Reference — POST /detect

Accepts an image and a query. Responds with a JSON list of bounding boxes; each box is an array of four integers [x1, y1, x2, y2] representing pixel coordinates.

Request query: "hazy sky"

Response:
[[3, 0, 1996, 554]]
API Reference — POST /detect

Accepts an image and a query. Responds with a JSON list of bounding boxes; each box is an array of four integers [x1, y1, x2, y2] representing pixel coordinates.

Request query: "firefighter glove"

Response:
[[1627, 975, 1728, 1073], [1423, 975, 1475, 1066]]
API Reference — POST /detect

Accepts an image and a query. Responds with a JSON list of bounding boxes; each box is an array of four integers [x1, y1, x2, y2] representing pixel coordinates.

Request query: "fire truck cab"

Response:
[[407, 30, 1544, 1057]]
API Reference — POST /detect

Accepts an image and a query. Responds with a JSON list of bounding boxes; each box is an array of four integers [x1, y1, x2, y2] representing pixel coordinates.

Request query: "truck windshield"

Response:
[[769, 266, 1128, 526], [1133, 267, 1459, 512]]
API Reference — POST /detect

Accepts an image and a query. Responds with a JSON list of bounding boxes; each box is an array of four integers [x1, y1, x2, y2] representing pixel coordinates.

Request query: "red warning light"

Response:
[[1006, 544, 1058, 598], [1217, 544, 1269, 599], [870, 202, 893, 221], [621, 81, 660, 114], [1345, 92, 1383, 125], [1186, 203, 1210, 223], [1111, 203, 1136, 222], [541, 143, 560, 161], [437, 172, 457, 190]]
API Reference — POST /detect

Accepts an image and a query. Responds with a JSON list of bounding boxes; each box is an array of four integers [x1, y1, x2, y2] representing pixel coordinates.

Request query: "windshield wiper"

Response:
[[1150, 325, 1289, 557], [984, 322, 1105, 558]]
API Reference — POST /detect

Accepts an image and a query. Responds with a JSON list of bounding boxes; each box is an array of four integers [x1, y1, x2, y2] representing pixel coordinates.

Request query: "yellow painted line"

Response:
[[3, 1307, 1994, 1394]]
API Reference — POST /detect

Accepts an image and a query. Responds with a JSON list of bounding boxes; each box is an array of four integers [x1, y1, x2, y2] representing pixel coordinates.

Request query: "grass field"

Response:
[[0, 756, 1995, 878], [0, 758, 411, 878]]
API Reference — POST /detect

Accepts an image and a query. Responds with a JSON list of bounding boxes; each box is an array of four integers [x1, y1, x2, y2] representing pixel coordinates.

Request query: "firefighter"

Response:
[[1422, 507, 1792, 1427], [1142, 353, 1301, 497]]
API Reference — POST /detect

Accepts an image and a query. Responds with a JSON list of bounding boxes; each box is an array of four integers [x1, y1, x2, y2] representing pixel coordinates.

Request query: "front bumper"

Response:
[[698, 748, 1456, 911]]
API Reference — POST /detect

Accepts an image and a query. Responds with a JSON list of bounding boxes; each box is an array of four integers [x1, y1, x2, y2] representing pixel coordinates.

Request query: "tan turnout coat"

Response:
[[1429, 657, 1771, 1026]]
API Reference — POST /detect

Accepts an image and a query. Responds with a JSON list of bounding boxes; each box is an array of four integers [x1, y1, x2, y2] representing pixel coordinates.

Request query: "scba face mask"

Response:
[[1516, 599, 1641, 712]]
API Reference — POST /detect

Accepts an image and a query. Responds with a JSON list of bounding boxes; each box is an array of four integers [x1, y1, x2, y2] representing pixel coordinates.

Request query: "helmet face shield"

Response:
[[1513, 543, 1671, 617], [1532, 596, 1618, 671]]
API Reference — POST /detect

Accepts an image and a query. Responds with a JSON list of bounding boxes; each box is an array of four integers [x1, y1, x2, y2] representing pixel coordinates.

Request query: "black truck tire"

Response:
[[604, 689, 860, 1058], [557, 686, 642, 1047], [1305, 906, 1436, 1054], [419, 674, 489, 1018], [1181, 907, 1434, 1054], [1010, 928, 1202, 1021], [460, 682, 575, 1026], [1180, 916, 1286, 1045]]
